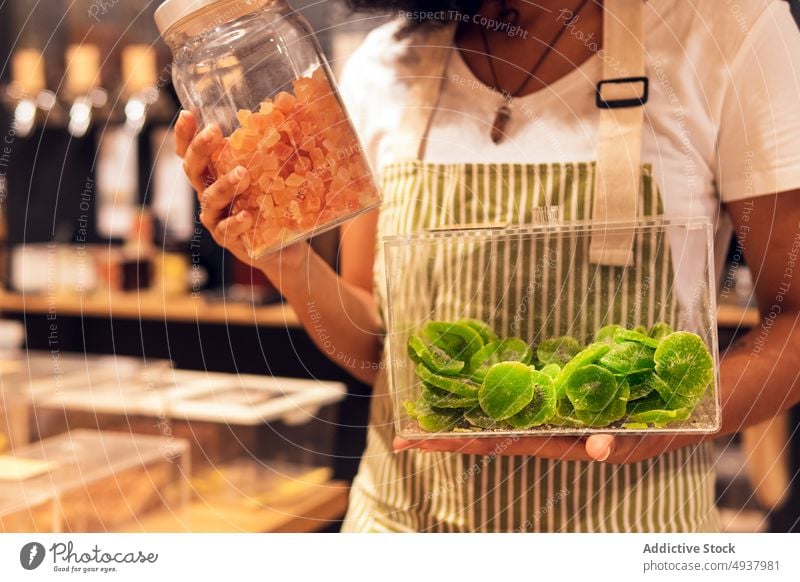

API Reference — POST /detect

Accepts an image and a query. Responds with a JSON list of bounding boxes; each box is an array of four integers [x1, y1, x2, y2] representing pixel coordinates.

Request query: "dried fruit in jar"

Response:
[[211, 66, 379, 256]]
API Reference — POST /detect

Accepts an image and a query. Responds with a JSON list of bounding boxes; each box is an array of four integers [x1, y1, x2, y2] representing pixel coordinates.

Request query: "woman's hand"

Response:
[[394, 433, 702, 464], [174, 110, 308, 281]]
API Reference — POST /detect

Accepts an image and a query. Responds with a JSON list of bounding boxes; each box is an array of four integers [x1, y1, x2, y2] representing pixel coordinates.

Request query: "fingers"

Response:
[[585, 434, 615, 462], [199, 167, 250, 231], [174, 110, 197, 158], [183, 123, 223, 192], [213, 210, 253, 246]]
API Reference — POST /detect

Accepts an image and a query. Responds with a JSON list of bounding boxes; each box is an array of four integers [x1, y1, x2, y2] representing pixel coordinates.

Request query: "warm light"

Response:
[[66, 44, 101, 95], [11, 48, 46, 96], [122, 45, 157, 94]]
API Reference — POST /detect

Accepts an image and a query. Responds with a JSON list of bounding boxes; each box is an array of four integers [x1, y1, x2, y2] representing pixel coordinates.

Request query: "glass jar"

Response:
[[155, 0, 380, 256]]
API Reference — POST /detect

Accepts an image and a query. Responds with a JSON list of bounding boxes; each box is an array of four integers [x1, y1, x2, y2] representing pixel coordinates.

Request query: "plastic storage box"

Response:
[[384, 217, 721, 438], [0, 429, 189, 532], [31, 370, 346, 467]]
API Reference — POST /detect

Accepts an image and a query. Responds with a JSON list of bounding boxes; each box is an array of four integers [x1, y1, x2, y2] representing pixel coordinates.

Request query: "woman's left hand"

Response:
[[394, 433, 701, 464]]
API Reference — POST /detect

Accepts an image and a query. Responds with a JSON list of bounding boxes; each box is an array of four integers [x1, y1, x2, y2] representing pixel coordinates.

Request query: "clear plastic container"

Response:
[[31, 369, 346, 467], [0, 430, 190, 532], [384, 217, 721, 438], [155, 0, 381, 256]]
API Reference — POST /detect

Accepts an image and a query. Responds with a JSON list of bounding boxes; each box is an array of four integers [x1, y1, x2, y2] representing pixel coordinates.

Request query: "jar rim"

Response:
[[154, 0, 279, 38]]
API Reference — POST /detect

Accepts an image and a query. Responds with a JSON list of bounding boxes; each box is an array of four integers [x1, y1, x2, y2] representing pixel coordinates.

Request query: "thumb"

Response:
[[586, 434, 615, 462]]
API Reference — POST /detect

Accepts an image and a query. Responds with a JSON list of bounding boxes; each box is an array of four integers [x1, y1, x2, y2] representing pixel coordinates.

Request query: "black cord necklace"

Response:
[[479, 0, 592, 143]]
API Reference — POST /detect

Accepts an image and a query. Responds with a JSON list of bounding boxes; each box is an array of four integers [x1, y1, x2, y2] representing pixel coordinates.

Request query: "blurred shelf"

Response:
[[0, 290, 300, 328], [717, 304, 759, 329]]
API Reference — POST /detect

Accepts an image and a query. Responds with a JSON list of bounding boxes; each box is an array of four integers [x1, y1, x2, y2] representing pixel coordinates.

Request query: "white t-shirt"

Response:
[[338, 0, 800, 276]]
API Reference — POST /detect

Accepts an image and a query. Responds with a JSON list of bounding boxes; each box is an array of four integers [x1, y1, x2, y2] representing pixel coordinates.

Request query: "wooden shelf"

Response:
[[0, 290, 300, 328], [2, 290, 758, 331]]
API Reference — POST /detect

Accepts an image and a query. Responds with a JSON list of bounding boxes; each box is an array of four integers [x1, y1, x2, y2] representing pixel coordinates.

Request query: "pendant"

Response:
[[491, 103, 511, 144]]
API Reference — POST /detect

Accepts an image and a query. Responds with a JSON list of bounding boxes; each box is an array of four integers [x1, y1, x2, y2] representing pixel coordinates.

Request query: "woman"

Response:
[[176, 0, 800, 532]]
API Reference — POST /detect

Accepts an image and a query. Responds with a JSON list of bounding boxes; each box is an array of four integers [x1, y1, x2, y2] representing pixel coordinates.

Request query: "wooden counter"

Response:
[[0, 290, 300, 328]]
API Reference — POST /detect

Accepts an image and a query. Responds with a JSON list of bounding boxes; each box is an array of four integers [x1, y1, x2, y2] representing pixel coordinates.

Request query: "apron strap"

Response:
[[390, 24, 455, 161], [589, 0, 648, 267]]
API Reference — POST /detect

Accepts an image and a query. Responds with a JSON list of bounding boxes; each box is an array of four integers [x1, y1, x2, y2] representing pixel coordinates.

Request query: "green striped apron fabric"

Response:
[[341, 161, 720, 533]]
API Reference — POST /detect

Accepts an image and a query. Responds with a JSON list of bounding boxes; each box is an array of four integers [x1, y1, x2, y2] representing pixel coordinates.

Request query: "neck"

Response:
[[479, 1, 598, 28]]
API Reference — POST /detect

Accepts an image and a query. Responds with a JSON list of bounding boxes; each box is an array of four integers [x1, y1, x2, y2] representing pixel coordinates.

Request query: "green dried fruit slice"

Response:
[[598, 341, 655, 375], [554, 342, 612, 398], [407, 335, 465, 376], [627, 371, 669, 401], [615, 328, 661, 350], [424, 321, 484, 362], [479, 361, 536, 420], [536, 336, 582, 367], [405, 399, 463, 432], [539, 363, 562, 380], [622, 422, 649, 430], [626, 391, 669, 414], [653, 331, 714, 400], [507, 370, 556, 428], [652, 384, 702, 410], [464, 408, 510, 430], [627, 407, 691, 427], [648, 322, 673, 341], [421, 384, 479, 409], [595, 324, 623, 344], [414, 363, 479, 397], [564, 364, 619, 411], [468, 338, 533, 381], [573, 379, 629, 427], [459, 318, 499, 344]]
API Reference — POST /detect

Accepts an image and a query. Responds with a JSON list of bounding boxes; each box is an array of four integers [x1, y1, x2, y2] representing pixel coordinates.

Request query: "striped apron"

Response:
[[342, 7, 719, 532]]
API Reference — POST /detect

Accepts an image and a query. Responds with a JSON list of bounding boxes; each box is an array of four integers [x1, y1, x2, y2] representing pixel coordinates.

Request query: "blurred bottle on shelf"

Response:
[[121, 207, 154, 292]]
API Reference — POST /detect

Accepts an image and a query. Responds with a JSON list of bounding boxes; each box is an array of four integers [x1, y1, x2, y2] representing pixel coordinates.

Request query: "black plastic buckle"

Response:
[[595, 76, 649, 109]]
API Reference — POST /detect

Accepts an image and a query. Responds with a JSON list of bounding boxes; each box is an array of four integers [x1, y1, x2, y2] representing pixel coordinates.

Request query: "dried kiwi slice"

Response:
[[648, 322, 673, 341], [424, 321, 485, 363], [459, 318, 499, 345], [615, 328, 661, 350], [554, 342, 611, 398], [468, 337, 533, 381], [595, 324, 623, 344], [414, 363, 479, 397], [421, 384, 479, 409], [539, 363, 562, 380], [507, 370, 556, 428], [536, 336, 582, 367], [627, 407, 691, 427], [627, 370, 669, 401], [564, 364, 620, 411], [573, 379, 629, 427], [405, 399, 463, 432], [464, 408, 510, 430], [598, 341, 655, 375], [407, 335, 465, 376], [479, 362, 536, 420], [653, 331, 713, 400]]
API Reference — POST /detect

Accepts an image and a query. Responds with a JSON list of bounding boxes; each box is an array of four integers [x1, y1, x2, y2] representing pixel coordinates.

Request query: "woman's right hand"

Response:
[[174, 110, 308, 281]]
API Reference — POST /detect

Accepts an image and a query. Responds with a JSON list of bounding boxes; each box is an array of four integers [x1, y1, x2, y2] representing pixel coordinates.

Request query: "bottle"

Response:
[[155, 0, 380, 258]]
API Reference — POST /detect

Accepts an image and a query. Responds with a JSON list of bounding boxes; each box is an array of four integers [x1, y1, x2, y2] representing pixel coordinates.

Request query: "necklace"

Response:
[[478, 0, 592, 143]]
